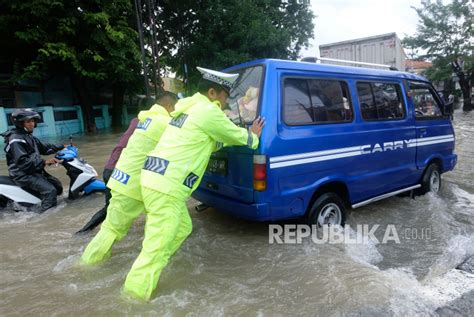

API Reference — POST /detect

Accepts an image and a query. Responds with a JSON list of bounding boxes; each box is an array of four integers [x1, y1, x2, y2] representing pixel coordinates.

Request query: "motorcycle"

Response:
[[0, 144, 106, 210]]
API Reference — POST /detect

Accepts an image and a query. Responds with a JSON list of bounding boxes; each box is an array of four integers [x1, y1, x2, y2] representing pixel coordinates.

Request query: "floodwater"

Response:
[[1, 112, 473, 316]]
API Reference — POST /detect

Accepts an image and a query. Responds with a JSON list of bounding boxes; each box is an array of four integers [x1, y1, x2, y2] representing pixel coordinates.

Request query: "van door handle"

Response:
[[419, 128, 427, 137]]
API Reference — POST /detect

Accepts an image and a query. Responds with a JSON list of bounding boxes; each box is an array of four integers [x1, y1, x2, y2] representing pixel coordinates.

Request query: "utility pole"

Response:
[[134, 0, 150, 99], [146, 0, 160, 96]]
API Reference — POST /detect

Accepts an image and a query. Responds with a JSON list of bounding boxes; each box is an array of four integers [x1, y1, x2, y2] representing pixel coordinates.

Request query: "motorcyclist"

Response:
[[1, 109, 65, 212]]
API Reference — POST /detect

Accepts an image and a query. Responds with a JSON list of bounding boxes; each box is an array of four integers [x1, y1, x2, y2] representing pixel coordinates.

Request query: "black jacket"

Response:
[[1, 128, 64, 180]]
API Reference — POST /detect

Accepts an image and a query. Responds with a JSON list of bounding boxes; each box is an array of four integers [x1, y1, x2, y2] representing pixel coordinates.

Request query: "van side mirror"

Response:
[[443, 101, 454, 115]]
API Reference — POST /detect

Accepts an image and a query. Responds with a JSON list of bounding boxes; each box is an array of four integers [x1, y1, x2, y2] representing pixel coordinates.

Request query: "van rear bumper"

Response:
[[443, 154, 457, 172], [192, 188, 270, 221]]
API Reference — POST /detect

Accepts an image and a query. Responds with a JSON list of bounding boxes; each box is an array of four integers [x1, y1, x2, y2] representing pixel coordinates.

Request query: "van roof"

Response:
[[223, 58, 428, 82]]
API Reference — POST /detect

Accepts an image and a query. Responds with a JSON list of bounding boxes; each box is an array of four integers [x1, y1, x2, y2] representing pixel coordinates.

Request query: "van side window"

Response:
[[408, 82, 443, 118], [283, 78, 313, 125], [308, 79, 353, 123], [283, 78, 353, 125], [357, 82, 405, 121], [357, 83, 376, 120]]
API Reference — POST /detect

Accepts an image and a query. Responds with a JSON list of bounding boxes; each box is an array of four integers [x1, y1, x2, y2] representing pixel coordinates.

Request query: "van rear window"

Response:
[[226, 66, 263, 124], [357, 82, 405, 121], [283, 78, 353, 125]]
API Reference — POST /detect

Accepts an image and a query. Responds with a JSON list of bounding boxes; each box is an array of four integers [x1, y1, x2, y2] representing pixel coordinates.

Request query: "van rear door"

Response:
[[200, 65, 265, 204]]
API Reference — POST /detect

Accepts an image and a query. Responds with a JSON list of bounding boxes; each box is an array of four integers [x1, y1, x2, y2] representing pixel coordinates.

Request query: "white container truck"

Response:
[[318, 33, 407, 71]]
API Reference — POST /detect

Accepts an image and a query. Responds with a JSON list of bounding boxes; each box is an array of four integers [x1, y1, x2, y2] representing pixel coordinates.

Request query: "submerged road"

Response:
[[1, 111, 473, 316]]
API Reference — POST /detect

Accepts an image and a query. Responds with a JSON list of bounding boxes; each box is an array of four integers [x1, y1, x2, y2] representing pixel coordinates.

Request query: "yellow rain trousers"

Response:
[[123, 187, 192, 300], [81, 190, 145, 263], [123, 92, 259, 300], [81, 105, 170, 265]]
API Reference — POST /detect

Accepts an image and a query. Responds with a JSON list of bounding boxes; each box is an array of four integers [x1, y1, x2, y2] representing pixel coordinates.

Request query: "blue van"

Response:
[[192, 59, 457, 226]]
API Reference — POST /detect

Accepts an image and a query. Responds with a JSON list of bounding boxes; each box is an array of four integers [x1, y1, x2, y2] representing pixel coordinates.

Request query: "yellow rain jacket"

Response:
[[121, 92, 259, 300], [81, 104, 170, 266], [141, 92, 259, 199], [107, 105, 170, 201]]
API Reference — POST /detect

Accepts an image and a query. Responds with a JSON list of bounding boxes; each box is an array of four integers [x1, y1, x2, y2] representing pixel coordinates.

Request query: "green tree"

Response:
[[1, 0, 314, 129], [156, 0, 315, 88], [0, 0, 142, 130], [90, 0, 143, 127], [404, 0, 473, 112]]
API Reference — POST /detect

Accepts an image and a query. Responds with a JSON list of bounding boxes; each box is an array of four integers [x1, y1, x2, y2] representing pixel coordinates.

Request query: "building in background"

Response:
[[405, 59, 432, 75], [319, 33, 406, 71], [162, 76, 184, 94], [0, 74, 116, 141]]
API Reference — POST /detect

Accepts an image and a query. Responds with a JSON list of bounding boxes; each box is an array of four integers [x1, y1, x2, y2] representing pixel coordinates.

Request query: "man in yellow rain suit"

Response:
[[81, 92, 178, 264], [122, 67, 265, 300]]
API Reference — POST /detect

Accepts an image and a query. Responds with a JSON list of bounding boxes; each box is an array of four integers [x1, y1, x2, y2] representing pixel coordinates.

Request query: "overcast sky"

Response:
[[302, 0, 422, 57]]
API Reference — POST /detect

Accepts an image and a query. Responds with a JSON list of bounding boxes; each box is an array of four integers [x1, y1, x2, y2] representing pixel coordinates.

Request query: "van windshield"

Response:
[[225, 66, 263, 124]]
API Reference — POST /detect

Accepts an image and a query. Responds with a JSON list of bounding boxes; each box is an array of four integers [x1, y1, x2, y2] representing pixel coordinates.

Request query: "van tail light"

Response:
[[253, 155, 267, 191]]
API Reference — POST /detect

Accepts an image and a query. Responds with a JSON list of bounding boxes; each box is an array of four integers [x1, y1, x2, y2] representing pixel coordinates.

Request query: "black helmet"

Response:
[[11, 108, 41, 129]]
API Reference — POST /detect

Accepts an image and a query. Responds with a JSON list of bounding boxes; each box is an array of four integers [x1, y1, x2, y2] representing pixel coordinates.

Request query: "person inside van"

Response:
[[82, 66, 265, 301], [238, 86, 259, 121], [1, 109, 65, 212]]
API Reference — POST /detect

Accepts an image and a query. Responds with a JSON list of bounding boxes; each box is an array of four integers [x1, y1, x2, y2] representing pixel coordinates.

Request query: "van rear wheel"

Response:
[[419, 163, 441, 195], [306, 193, 346, 227]]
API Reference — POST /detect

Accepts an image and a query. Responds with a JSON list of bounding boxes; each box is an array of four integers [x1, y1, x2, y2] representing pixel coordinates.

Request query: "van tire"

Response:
[[306, 193, 346, 227], [418, 163, 441, 195]]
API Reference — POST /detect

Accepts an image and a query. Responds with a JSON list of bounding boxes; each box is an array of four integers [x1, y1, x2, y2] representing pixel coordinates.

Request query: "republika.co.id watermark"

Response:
[[269, 224, 432, 244]]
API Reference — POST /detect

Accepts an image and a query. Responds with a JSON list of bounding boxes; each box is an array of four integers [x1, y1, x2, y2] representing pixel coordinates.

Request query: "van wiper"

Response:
[[236, 103, 245, 127], [229, 88, 246, 128]]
